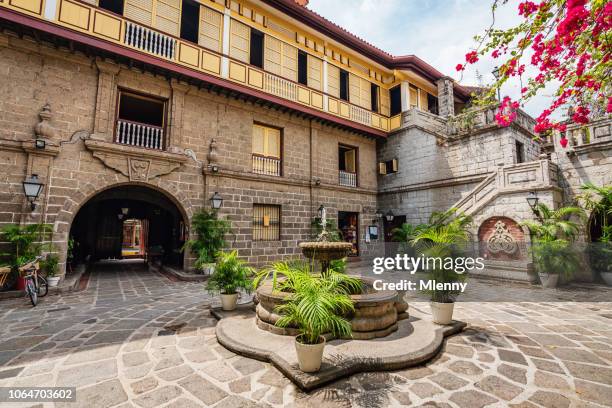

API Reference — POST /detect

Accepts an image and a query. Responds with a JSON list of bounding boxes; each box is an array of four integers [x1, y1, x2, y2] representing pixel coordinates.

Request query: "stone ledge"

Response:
[[0, 263, 86, 300], [214, 304, 466, 391]]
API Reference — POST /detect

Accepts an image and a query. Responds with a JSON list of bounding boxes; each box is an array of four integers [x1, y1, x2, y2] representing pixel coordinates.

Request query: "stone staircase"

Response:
[[452, 159, 559, 217]]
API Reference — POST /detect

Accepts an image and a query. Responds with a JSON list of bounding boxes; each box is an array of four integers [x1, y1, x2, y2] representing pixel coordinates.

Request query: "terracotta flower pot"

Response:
[[295, 335, 325, 373], [430, 301, 455, 325], [220, 293, 238, 311]]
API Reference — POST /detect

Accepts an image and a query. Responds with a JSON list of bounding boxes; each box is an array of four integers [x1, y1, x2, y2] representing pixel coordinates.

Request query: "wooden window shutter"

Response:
[[344, 149, 356, 173], [307, 54, 322, 91], [252, 125, 265, 155], [264, 35, 282, 75], [392, 159, 398, 172], [229, 19, 250, 63], [359, 77, 371, 110], [380, 88, 390, 116], [349, 73, 361, 106], [378, 162, 386, 175], [199, 6, 223, 52], [266, 128, 281, 158], [281, 42, 298, 82], [124, 0, 154, 26], [154, 0, 181, 36], [419, 90, 428, 112], [327, 64, 340, 98]]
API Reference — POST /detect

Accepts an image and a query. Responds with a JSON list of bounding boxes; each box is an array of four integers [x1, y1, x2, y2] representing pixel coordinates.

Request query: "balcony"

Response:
[[339, 170, 357, 187], [0, 0, 391, 135], [115, 120, 164, 150], [252, 154, 282, 177]]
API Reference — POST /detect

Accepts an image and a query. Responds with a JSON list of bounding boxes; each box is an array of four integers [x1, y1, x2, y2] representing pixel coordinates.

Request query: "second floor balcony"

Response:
[[339, 170, 357, 188], [115, 119, 164, 150], [252, 154, 282, 177]]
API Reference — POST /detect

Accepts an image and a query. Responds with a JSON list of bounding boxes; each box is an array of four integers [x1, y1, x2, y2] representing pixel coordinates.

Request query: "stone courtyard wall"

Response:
[[0, 33, 379, 273]]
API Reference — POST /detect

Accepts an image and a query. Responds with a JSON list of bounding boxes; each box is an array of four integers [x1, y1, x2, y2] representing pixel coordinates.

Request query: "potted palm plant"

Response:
[[274, 265, 355, 372], [412, 215, 471, 325], [577, 183, 612, 285], [185, 209, 230, 275], [206, 250, 253, 311], [522, 203, 585, 288], [1, 224, 52, 290], [42, 254, 60, 287]]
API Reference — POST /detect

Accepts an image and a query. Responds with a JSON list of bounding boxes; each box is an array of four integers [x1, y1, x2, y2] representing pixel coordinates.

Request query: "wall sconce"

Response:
[[385, 210, 395, 222], [22, 174, 44, 211], [210, 192, 223, 210], [35, 139, 46, 149], [375, 209, 383, 219], [526, 191, 539, 211]]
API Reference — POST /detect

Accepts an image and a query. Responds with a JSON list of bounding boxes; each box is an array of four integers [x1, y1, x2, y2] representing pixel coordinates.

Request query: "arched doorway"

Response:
[[69, 185, 187, 267]]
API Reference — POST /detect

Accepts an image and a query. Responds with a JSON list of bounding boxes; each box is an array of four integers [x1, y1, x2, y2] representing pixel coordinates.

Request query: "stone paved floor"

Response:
[[0, 260, 611, 408]]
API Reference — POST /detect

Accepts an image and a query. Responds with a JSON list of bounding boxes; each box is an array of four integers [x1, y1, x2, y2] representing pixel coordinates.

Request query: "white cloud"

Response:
[[307, 0, 552, 117]]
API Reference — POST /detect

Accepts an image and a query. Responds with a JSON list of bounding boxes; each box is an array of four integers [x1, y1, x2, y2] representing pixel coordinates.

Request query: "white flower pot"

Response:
[[295, 335, 325, 373], [600, 272, 612, 286], [430, 301, 455, 325], [47, 276, 60, 287], [201, 264, 215, 275], [220, 293, 238, 311], [539, 273, 559, 288]]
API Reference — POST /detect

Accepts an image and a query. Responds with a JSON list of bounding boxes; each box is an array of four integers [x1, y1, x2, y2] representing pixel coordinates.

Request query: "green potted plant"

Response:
[[42, 254, 60, 287], [1, 224, 52, 290], [185, 209, 230, 275], [577, 183, 612, 285], [522, 203, 585, 288], [410, 208, 472, 324], [206, 250, 253, 311], [274, 266, 355, 372]]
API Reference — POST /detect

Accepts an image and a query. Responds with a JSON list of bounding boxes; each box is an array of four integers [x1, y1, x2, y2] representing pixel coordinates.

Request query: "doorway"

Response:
[[69, 185, 186, 267], [338, 211, 359, 256], [384, 215, 406, 256]]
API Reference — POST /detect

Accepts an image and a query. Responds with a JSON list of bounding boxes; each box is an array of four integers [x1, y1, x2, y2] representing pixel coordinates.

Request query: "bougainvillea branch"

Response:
[[459, 0, 611, 139]]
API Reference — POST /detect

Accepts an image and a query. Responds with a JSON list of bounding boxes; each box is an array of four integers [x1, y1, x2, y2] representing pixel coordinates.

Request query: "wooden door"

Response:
[[384, 215, 406, 256], [95, 215, 122, 259]]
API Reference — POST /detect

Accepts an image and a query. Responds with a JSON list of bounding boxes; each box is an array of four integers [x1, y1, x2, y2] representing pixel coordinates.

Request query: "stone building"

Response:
[[0, 0, 609, 281]]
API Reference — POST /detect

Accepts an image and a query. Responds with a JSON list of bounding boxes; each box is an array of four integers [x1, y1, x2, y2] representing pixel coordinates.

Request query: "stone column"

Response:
[[93, 59, 120, 139], [168, 79, 189, 149], [436, 76, 455, 117]]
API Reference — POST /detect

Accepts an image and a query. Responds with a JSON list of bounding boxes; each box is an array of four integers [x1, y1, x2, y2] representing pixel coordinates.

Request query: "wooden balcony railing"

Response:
[[252, 154, 282, 176], [339, 170, 357, 187], [0, 0, 395, 134], [115, 120, 164, 150], [124, 21, 176, 60]]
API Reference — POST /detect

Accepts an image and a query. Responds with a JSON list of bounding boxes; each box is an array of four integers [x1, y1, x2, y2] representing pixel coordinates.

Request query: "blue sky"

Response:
[[308, 0, 552, 117]]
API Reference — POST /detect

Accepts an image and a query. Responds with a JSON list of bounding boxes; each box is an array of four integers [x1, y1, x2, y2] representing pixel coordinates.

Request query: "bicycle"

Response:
[[18, 256, 48, 306]]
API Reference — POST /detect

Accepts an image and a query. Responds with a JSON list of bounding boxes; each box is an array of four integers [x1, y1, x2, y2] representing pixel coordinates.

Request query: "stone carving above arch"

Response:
[[478, 216, 525, 260], [83, 139, 187, 182]]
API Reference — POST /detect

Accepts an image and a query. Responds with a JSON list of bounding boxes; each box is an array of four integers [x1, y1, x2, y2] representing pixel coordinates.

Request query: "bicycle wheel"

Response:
[[26, 279, 37, 306], [37, 275, 48, 297]]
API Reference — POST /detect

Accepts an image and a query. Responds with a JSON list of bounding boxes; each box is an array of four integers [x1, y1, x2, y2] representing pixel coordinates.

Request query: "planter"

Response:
[[539, 273, 559, 288], [430, 301, 455, 325], [200, 263, 215, 276], [295, 335, 325, 373], [16, 276, 26, 291], [47, 276, 60, 287], [600, 272, 612, 286], [220, 293, 238, 311]]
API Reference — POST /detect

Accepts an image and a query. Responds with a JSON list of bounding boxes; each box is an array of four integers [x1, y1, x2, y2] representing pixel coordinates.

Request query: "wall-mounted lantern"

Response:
[[385, 210, 395, 222], [210, 192, 223, 210], [22, 174, 44, 211]]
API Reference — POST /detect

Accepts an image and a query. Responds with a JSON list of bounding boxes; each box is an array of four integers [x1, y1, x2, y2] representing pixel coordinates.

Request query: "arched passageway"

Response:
[[69, 185, 187, 268]]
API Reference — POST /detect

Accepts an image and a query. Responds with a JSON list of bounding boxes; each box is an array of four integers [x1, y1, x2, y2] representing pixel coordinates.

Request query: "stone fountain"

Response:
[[255, 206, 409, 339]]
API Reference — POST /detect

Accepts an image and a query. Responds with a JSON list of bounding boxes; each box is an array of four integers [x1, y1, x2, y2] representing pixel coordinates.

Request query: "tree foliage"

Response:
[[459, 0, 611, 136]]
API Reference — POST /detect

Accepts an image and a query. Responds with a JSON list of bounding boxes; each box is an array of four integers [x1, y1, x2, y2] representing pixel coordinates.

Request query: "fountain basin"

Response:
[[298, 241, 354, 261], [256, 277, 409, 340]]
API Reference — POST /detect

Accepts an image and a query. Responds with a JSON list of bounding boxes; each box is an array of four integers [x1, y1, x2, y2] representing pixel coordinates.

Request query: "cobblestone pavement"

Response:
[[0, 260, 611, 408]]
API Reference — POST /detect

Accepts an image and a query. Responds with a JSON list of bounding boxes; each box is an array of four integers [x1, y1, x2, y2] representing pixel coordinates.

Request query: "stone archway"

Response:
[[478, 216, 526, 261], [53, 178, 194, 276]]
